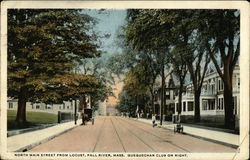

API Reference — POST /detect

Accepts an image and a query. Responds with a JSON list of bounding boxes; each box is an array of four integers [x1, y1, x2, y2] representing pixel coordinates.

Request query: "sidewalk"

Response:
[[134, 118, 239, 148], [8, 120, 82, 152]]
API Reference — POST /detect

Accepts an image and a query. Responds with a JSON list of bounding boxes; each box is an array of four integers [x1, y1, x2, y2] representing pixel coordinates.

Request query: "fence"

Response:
[[57, 111, 74, 123]]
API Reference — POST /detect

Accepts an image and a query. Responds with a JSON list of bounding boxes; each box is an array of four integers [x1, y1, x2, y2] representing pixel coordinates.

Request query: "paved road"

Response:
[[30, 116, 236, 152]]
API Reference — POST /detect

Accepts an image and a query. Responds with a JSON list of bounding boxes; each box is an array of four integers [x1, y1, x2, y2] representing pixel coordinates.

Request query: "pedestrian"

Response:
[[152, 114, 156, 127]]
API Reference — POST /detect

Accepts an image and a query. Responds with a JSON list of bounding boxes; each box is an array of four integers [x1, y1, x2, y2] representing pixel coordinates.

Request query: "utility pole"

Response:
[[74, 99, 77, 125]]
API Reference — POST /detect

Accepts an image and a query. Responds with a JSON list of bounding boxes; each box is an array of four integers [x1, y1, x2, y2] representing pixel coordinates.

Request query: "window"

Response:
[[221, 98, 224, 110], [218, 79, 224, 91], [203, 85, 207, 93], [47, 105, 52, 109], [219, 79, 221, 90], [36, 105, 40, 109], [183, 102, 186, 112], [8, 103, 13, 109], [188, 102, 193, 111], [170, 90, 173, 99], [218, 98, 224, 110], [238, 78, 240, 88], [165, 91, 170, 99], [202, 100, 207, 110], [67, 106, 69, 109], [217, 98, 220, 109], [211, 85, 214, 94], [208, 99, 215, 110]]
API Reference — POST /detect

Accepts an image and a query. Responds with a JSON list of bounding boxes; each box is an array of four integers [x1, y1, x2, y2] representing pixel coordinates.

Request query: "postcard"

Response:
[[0, 1, 249, 160]]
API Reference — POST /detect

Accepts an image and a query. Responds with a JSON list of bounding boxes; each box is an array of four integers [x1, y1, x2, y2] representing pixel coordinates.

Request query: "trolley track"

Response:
[[110, 118, 127, 152], [118, 117, 190, 152], [114, 117, 156, 152], [92, 117, 106, 152]]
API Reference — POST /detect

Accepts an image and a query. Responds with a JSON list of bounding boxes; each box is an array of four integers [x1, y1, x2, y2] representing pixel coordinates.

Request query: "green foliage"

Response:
[[117, 88, 137, 114], [45, 73, 100, 103], [8, 9, 100, 103], [124, 9, 240, 128], [91, 83, 113, 111], [124, 64, 150, 95]]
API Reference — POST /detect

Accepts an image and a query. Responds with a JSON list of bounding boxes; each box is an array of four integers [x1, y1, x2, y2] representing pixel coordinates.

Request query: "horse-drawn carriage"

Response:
[[81, 108, 94, 125]]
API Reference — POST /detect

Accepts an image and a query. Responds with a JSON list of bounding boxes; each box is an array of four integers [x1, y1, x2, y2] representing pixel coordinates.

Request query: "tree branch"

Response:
[[231, 39, 240, 70], [206, 42, 225, 82], [199, 53, 210, 90]]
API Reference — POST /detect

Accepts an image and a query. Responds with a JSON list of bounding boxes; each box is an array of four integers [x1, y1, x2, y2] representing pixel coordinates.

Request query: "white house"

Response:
[[7, 98, 80, 115], [174, 65, 240, 124]]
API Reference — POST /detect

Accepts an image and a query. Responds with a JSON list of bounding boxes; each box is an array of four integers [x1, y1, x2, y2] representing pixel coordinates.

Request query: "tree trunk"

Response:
[[150, 89, 155, 115], [160, 64, 165, 125], [16, 88, 27, 124], [224, 81, 234, 129], [194, 88, 201, 122], [223, 61, 234, 130], [178, 83, 183, 115]]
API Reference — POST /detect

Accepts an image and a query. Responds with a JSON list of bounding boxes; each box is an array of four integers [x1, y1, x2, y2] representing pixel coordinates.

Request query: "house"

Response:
[[7, 97, 80, 115], [173, 65, 240, 128], [152, 71, 176, 120]]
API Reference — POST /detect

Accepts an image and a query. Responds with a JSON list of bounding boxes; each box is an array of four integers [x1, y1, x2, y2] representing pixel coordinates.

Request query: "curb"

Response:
[[159, 125, 239, 149], [7, 123, 58, 137], [181, 131, 239, 149], [182, 123, 237, 134], [14, 124, 79, 152], [132, 118, 239, 149]]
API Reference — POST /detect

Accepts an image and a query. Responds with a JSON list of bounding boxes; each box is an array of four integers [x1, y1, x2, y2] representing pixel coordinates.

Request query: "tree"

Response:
[[125, 9, 173, 125], [197, 10, 240, 129], [124, 63, 154, 113], [117, 87, 137, 116], [124, 64, 149, 95], [125, 9, 199, 125], [8, 9, 100, 125], [90, 82, 113, 112], [161, 10, 210, 122], [169, 49, 188, 115], [108, 23, 161, 115]]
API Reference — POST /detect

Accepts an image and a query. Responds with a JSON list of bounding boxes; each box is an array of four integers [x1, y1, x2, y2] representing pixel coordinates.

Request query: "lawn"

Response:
[[7, 110, 57, 130], [184, 121, 226, 129]]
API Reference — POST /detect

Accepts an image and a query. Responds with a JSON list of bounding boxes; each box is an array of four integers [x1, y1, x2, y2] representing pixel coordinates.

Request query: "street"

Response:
[[30, 116, 236, 152]]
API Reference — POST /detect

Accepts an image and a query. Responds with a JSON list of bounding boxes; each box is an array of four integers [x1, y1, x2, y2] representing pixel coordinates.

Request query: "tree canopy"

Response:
[[8, 9, 101, 123], [119, 9, 240, 129]]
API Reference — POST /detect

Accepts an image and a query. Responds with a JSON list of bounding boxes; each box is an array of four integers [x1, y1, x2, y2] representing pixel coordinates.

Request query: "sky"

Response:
[[83, 10, 127, 105], [83, 9, 127, 57]]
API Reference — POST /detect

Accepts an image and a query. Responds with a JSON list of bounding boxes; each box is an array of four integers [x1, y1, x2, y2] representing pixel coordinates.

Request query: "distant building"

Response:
[[98, 101, 107, 116], [7, 97, 80, 115], [106, 104, 119, 116]]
